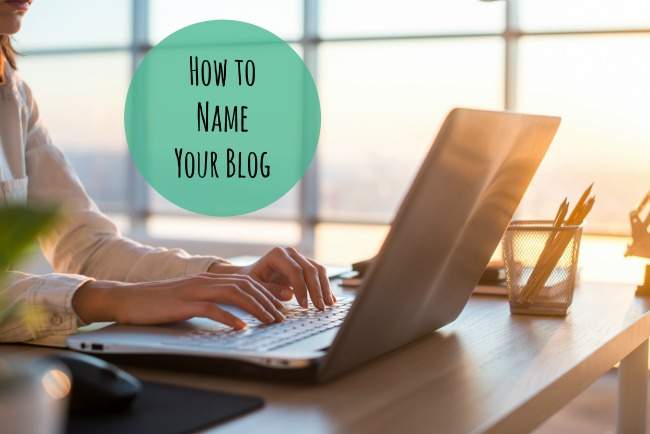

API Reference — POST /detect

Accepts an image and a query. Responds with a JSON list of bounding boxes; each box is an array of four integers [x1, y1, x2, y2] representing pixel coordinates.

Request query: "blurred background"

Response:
[[13, 0, 650, 281]]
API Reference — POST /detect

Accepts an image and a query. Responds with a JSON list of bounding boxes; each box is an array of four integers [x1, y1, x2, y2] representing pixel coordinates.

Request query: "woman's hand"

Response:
[[208, 247, 336, 310], [72, 273, 286, 329]]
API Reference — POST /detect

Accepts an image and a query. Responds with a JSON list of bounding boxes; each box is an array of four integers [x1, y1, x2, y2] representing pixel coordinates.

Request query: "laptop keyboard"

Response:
[[163, 297, 353, 352]]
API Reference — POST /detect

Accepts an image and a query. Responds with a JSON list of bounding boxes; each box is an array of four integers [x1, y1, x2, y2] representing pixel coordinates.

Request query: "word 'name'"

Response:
[[197, 103, 247, 132]]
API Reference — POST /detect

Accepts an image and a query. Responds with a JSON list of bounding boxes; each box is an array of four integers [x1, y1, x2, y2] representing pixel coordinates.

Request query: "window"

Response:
[[320, 0, 505, 37], [149, 0, 303, 44], [14, 4, 131, 212], [516, 34, 650, 234], [318, 38, 504, 223], [12, 1, 650, 262], [15, 1, 131, 49]]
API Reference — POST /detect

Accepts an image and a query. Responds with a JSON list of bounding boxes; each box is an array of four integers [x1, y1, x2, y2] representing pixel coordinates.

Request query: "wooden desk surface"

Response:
[[3, 281, 650, 433]]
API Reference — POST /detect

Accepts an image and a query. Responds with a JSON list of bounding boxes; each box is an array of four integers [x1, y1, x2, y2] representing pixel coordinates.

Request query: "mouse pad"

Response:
[[66, 381, 264, 434]]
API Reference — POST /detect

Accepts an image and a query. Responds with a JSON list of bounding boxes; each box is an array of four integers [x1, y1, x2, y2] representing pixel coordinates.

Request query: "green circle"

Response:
[[124, 20, 320, 216]]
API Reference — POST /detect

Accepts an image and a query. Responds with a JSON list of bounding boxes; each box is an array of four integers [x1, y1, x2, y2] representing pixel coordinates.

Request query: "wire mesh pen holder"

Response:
[[503, 221, 583, 316]]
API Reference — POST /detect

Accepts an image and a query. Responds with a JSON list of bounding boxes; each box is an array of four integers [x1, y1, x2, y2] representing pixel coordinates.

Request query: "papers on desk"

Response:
[[340, 259, 509, 296], [473, 283, 508, 296], [473, 260, 507, 296]]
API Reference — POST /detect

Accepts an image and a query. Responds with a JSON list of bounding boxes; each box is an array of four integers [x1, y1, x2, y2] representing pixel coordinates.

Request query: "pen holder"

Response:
[[503, 220, 583, 316]]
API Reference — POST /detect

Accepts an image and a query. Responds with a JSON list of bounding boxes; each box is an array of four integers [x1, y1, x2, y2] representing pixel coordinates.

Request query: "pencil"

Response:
[[566, 183, 593, 224], [518, 187, 594, 303], [517, 200, 568, 304], [554, 199, 569, 227], [519, 191, 594, 304]]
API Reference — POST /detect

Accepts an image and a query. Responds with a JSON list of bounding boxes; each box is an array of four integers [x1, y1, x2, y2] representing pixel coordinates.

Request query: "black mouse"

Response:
[[50, 352, 142, 414]]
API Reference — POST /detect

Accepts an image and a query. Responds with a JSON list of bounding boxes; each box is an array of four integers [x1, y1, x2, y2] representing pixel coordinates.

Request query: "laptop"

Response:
[[67, 108, 560, 382]]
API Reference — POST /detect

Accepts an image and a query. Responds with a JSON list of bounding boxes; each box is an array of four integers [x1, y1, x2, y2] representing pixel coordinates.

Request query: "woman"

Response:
[[0, 0, 335, 342]]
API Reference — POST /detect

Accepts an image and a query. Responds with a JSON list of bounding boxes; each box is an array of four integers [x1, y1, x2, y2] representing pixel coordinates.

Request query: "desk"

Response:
[[2, 281, 649, 433]]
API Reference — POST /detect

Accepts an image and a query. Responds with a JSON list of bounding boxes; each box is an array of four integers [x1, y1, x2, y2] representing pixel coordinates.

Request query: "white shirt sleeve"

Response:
[[0, 272, 92, 342], [0, 65, 226, 343]]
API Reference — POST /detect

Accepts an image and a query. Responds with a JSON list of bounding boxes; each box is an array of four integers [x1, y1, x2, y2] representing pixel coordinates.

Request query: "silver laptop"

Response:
[[67, 108, 560, 382]]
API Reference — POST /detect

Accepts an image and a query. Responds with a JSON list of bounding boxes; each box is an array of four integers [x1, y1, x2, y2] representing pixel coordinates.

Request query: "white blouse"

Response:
[[0, 63, 222, 343]]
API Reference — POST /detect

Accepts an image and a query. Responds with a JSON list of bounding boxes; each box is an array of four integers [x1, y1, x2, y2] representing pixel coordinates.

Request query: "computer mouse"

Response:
[[49, 352, 142, 414]]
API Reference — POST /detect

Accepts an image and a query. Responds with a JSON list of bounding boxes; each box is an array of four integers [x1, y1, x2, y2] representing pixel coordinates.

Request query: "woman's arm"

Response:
[[72, 273, 288, 329], [0, 68, 332, 344], [21, 81, 334, 308], [16, 74, 222, 284]]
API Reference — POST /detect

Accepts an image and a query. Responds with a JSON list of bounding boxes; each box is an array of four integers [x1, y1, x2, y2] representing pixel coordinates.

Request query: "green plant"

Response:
[[0, 205, 59, 326]]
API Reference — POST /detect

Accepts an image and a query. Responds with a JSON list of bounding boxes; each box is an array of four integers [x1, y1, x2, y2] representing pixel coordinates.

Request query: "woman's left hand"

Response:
[[208, 247, 336, 310]]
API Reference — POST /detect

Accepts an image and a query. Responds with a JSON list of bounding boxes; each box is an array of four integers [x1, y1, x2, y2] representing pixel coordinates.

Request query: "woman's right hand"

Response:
[[71, 273, 286, 329]]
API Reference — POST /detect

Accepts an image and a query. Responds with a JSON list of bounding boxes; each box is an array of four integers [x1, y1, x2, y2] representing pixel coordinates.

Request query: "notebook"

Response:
[[66, 108, 560, 382]]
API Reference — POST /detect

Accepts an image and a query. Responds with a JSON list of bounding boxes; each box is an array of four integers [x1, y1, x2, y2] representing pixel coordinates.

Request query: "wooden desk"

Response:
[[2, 281, 649, 433]]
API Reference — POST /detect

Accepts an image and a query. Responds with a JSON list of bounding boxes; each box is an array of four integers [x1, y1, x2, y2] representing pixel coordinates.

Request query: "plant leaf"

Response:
[[0, 205, 59, 271]]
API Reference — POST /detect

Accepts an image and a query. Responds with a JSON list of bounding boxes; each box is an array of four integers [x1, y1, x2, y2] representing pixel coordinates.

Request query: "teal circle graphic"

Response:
[[124, 20, 320, 216]]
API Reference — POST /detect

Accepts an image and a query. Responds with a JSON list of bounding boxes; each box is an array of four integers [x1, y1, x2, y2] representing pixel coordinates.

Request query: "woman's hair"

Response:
[[0, 35, 17, 69]]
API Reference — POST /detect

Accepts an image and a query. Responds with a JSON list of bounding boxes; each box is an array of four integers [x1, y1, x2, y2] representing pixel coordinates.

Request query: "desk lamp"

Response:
[[625, 190, 650, 295]]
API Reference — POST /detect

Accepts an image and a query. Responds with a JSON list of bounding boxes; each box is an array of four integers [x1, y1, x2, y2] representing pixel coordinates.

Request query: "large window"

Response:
[[13, 1, 650, 264]]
